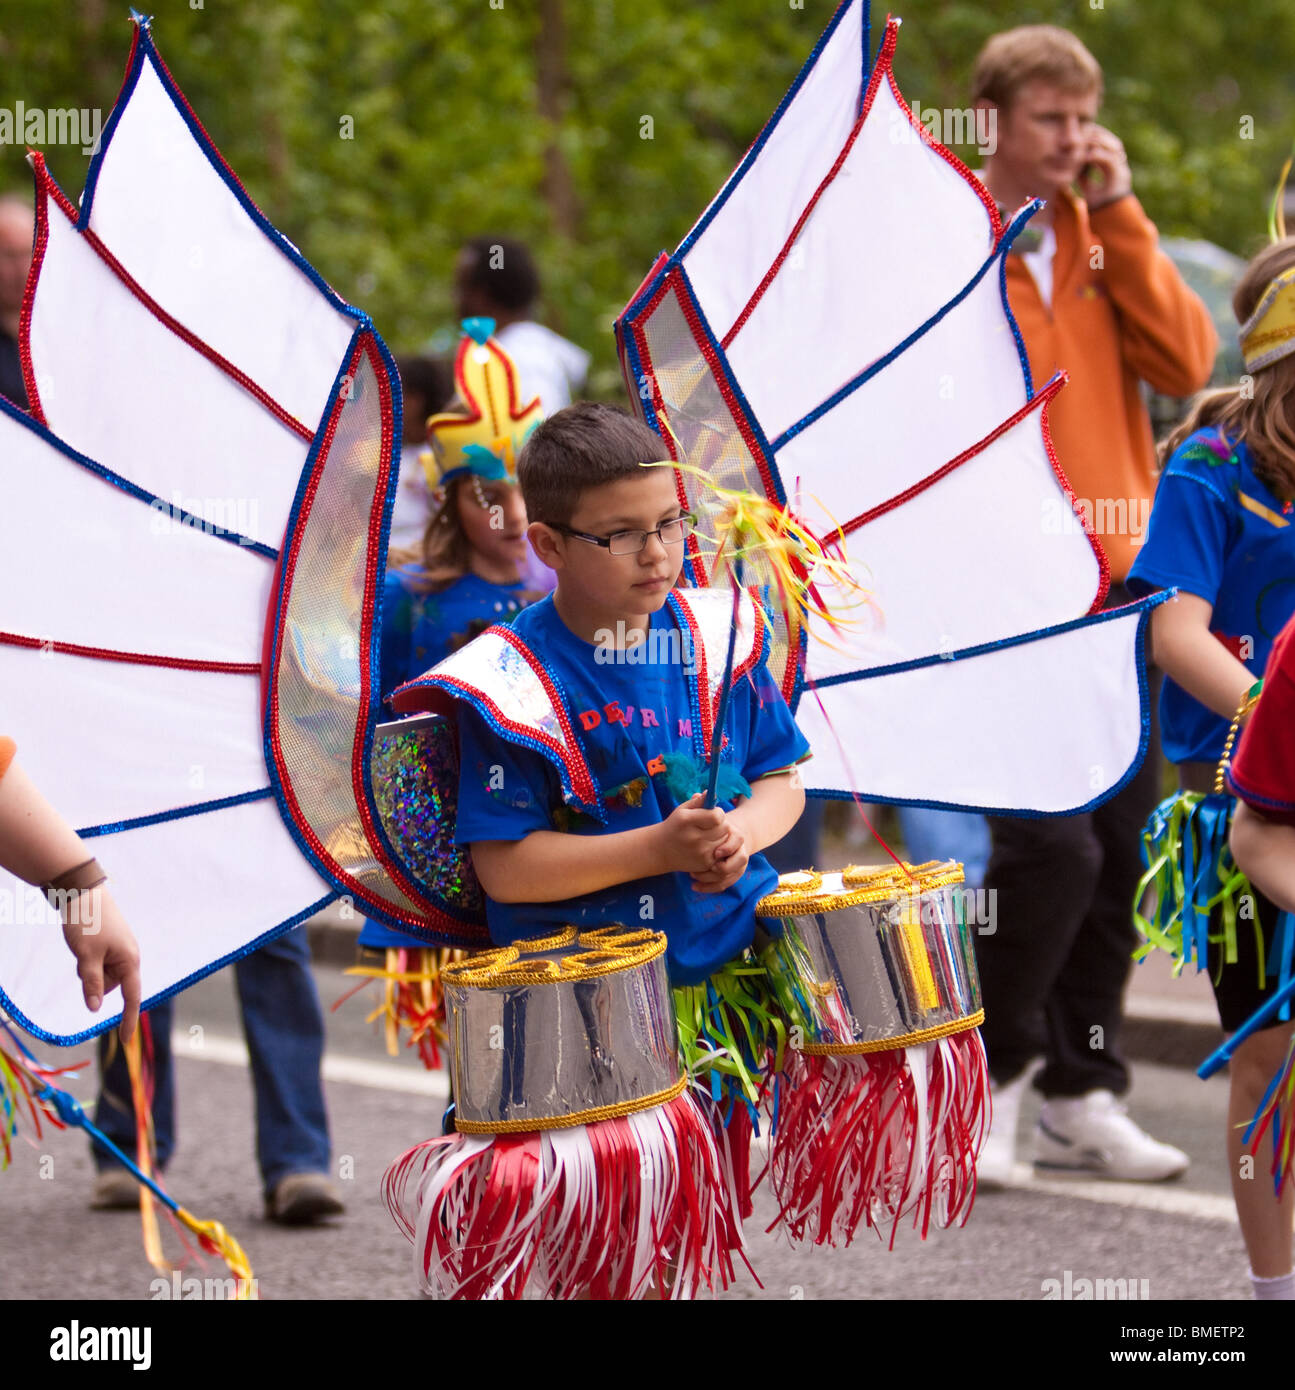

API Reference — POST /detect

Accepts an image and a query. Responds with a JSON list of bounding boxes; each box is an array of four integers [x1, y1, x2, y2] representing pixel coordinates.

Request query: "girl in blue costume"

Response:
[[352, 321, 546, 1056], [1128, 239, 1295, 1299]]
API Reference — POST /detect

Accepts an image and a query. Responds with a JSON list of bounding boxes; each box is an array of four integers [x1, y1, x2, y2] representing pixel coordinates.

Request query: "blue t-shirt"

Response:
[[378, 567, 529, 708], [453, 596, 811, 986], [1127, 429, 1295, 763], [361, 567, 530, 951]]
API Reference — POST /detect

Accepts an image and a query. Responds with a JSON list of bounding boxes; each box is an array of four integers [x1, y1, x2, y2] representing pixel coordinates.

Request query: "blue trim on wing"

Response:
[[678, 0, 860, 258], [0, 890, 341, 1047], [0, 392, 278, 560], [258, 327, 408, 930], [861, 0, 872, 99], [76, 788, 274, 839], [349, 333, 484, 934], [257, 327, 479, 940], [801, 593, 1170, 819], [769, 201, 1042, 453], [814, 590, 1171, 687], [81, 19, 367, 330], [77, 15, 150, 228], [998, 215, 1036, 400]]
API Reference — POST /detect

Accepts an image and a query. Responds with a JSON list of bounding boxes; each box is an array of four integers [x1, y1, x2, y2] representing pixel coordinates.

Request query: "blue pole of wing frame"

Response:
[[1199, 937, 1295, 1079], [703, 564, 745, 809]]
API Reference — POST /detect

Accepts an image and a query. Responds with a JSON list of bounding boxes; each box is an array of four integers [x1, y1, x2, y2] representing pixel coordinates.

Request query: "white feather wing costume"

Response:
[[616, 3, 1166, 814], [0, 17, 485, 1045]]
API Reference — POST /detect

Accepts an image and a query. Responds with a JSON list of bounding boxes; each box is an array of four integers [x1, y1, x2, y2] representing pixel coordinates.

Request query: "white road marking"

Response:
[[987, 1161, 1237, 1224], [1126, 994, 1221, 1027], [171, 1030, 449, 1099], [174, 1033, 1235, 1224]]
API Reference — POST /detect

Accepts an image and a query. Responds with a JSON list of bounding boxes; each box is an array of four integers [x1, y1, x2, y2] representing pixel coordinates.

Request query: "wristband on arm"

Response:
[[40, 857, 108, 908]]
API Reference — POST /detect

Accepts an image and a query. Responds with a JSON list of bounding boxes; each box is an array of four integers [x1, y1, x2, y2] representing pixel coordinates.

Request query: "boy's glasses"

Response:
[[548, 513, 696, 556]]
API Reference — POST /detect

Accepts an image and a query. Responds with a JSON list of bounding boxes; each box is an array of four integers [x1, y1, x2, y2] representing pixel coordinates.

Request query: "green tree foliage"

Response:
[[1, 0, 1291, 393]]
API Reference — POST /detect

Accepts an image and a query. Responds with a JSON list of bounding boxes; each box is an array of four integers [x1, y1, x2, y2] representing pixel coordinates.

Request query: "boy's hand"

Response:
[[689, 817, 749, 894], [659, 793, 729, 874], [61, 887, 142, 1041]]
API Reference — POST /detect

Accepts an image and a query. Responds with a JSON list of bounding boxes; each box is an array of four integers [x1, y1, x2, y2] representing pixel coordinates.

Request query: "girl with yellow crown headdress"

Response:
[[346, 321, 547, 1067], [1128, 235, 1295, 1300]]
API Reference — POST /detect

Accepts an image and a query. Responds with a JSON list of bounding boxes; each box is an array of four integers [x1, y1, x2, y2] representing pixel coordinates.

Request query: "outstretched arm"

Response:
[[0, 746, 141, 1038], [1149, 592, 1256, 724]]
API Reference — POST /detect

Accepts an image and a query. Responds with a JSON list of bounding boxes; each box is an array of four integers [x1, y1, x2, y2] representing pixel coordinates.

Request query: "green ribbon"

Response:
[[673, 956, 786, 1112], [1133, 790, 1265, 989]]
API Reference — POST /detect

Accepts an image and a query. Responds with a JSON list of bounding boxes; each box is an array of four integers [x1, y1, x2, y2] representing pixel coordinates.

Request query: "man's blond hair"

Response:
[[971, 26, 1103, 111]]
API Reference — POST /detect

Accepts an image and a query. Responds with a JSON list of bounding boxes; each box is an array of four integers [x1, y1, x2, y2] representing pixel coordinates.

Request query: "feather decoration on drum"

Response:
[[757, 865, 988, 1246], [380, 929, 744, 1300]]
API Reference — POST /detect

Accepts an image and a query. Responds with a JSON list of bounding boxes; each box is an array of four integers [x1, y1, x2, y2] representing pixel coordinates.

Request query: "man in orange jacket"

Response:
[[969, 25, 1217, 1186]]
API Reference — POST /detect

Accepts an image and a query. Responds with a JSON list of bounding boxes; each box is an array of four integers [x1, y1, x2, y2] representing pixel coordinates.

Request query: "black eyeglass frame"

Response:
[[544, 512, 697, 556]]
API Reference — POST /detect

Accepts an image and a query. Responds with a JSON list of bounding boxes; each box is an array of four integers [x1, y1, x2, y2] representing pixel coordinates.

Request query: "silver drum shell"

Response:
[[447, 943, 682, 1131], [759, 871, 982, 1050]]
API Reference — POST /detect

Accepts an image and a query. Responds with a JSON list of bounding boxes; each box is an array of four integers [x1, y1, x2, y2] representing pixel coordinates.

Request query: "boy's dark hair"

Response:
[[518, 402, 670, 526], [459, 236, 541, 314]]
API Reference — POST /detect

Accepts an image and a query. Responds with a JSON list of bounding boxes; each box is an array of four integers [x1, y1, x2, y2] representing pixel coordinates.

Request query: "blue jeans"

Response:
[[895, 807, 990, 891], [93, 926, 331, 1195]]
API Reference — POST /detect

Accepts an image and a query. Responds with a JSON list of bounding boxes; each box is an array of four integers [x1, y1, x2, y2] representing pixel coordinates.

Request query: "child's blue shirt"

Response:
[[378, 566, 529, 706], [452, 595, 811, 985], [1128, 429, 1295, 763]]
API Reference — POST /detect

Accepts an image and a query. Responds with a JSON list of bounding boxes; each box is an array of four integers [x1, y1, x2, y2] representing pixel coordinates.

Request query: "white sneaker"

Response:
[[977, 1071, 1032, 1191], [1034, 1090, 1189, 1182]]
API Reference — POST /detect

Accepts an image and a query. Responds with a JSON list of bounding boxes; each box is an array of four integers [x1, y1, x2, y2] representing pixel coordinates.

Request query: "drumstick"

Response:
[[1198, 927, 1295, 1078], [704, 568, 744, 810]]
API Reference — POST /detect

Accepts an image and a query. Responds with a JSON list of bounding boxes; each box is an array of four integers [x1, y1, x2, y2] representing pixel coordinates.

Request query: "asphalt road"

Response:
[[0, 956, 1263, 1308]]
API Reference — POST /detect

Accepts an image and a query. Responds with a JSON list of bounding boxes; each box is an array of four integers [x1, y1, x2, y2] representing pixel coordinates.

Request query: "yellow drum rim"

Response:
[[444, 928, 667, 989], [454, 1073, 688, 1133], [799, 1009, 984, 1054], [513, 925, 578, 954]]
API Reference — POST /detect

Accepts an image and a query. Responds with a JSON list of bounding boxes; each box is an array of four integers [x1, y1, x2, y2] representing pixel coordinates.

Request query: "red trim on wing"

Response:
[[838, 376, 1066, 534], [732, 588, 768, 682], [0, 630, 260, 674], [719, 22, 899, 353], [347, 335, 433, 898], [496, 626, 600, 807], [1038, 389, 1111, 612], [620, 251, 671, 326], [883, 44, 1003, 242], [18, 155, 52, 425], [623, 313, 706, 587], [31, 162, 314, 444], [265, 333, 476, 938], [670, 269, 783, 508], [720, 20, 1003, 357], [631, 279, 802, 696], [834, 373, 1108, 616]]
